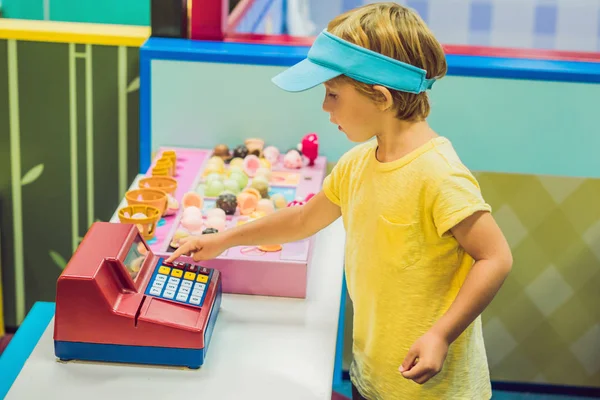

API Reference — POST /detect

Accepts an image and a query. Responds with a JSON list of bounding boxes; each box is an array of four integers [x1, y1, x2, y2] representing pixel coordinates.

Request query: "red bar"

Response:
[[226, 32, 315, 47], [224, 33, 600, 63], [189, 0, 229, 41], [442, 44, 600, 63]]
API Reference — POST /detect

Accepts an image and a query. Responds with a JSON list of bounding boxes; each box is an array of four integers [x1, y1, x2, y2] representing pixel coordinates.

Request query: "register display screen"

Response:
[[123, 234, 149, 280]]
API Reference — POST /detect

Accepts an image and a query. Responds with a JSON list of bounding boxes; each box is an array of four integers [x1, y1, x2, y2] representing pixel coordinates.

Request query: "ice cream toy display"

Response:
[[118, 136, 326, 299]]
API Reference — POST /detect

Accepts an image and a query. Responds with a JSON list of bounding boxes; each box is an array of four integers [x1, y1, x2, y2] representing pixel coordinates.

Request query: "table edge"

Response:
[[0, 302, 56, 399]]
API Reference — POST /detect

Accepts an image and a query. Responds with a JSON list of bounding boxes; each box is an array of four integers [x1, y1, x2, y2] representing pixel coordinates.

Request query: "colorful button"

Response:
[[164, 290, 175, 299], [152, 280, 165, 289], [184, 272, 196, 281], [162, 261, 174, 267], [155, 274, 167, 283], [185, 264, 197, 272], [181, 280, 193, 288], [196, 274, 208, 283], [171, 269, 183, 278], [158, 266, 171, 275], [189, 295, 201, 305], [150, 287, 162, 296], [166, 283, 178, 291], [173, 262, 185, 269], [176, 292, 189, 302], [199, 267, 210, 275]]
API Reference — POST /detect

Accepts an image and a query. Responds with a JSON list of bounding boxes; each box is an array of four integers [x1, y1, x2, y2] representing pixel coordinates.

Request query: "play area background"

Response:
[[1, 0, 600, 394], [3, 0, 600, 51]]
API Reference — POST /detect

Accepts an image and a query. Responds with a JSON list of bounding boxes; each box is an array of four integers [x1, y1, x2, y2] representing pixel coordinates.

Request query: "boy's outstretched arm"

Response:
[[400, 210, 513, 384], [167, 191, 341, 262]]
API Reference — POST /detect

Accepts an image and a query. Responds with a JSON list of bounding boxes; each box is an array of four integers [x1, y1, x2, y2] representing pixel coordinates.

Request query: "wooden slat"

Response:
[[0, 19, 149, 47]]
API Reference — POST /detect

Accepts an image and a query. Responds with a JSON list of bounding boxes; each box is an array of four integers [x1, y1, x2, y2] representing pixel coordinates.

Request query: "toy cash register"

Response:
[[54, 222, 222, 369]]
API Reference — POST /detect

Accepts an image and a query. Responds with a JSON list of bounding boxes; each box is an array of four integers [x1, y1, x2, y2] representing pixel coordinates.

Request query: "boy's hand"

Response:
[[166, 234, 228, 263], [399, 330, 449, 385]]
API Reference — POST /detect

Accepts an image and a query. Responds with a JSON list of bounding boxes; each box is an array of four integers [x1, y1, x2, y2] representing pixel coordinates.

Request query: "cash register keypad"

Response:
[[145, 260, 212, 308]]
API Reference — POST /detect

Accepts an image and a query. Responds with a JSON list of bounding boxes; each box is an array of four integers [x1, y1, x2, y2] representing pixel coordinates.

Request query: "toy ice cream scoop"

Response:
[[216, 193, 238, 215], [263, 146, 280, 165], [206, 208, 226, 220], [245, 138, 264, 157], [270, 193, 287, 209], [256, 199, 275, 214], [205, 216, 226, 232], [283, 150, 303, 169]]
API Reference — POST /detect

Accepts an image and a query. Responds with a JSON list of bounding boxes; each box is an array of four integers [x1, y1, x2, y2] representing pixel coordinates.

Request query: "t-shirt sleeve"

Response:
[[431, 169, 492, 238], [322, 147, 358, 206], [322, 161, 344, 206]]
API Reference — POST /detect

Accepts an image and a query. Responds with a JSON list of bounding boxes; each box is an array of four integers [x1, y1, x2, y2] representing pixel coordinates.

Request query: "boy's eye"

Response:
[[327, 93, 338, 99]]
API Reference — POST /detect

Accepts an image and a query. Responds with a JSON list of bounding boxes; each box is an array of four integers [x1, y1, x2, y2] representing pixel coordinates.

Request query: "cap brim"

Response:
[[271, 59, 342, 92]]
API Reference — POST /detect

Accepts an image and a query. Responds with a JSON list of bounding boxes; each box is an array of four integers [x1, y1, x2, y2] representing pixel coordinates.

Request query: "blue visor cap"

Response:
[[272, 30, 436, 94]]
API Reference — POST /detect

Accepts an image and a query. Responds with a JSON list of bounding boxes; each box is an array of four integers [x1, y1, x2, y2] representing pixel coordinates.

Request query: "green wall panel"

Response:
[[0, 39, 140, 327], [17, 40, 71, 312]]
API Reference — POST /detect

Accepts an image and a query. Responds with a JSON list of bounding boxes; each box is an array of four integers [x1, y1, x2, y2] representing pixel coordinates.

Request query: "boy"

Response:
[[169, 3, 512, 399]]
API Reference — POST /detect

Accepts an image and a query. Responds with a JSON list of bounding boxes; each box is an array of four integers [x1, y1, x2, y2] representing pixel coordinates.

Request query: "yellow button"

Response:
[[171, 269, 183, 278], [184, 272, 196, 281], [196, 274, 208, 283], [158, 266, 171, 275]]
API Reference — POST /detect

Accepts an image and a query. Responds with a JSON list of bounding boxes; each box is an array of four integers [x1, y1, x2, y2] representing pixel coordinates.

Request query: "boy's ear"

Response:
[[372, 85, 394, 111]]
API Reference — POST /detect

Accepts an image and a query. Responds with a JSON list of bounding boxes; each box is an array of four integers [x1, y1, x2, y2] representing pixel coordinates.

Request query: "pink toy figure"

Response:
[[283, 150, 303, 169], [287, 193, 315, 208], [287, 198, 305, 207], [298, 133, 319, 166]]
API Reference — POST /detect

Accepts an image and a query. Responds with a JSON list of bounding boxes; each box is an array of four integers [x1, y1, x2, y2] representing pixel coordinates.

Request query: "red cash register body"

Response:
[[54, 222, 221, 369]]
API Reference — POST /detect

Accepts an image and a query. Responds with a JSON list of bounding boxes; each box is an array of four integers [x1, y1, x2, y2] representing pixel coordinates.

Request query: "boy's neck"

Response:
[[375, 119, 438, 163]]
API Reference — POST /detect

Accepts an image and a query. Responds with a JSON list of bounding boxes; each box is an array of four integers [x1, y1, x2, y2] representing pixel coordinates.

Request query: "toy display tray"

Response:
[[136, 147, 327, 299]]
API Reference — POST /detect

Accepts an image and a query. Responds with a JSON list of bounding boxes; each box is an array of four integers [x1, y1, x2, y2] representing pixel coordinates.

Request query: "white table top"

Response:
[[6, 210, 346, 400]]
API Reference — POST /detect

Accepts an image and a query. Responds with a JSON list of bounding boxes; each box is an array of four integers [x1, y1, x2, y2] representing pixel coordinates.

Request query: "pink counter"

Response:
[[138, 147, 328, 299]]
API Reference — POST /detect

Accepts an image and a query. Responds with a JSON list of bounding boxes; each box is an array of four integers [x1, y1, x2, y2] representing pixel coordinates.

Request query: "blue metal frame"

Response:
[[332, 272, 347, 388], [138, 36, 600, 172]]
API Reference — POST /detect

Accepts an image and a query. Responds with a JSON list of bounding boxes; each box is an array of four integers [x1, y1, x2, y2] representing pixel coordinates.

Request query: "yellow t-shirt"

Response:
[[323, 137, 492, 400]]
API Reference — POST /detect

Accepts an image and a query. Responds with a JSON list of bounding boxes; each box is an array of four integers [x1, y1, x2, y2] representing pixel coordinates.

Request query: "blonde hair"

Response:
[[327, 2, 447, 121]]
